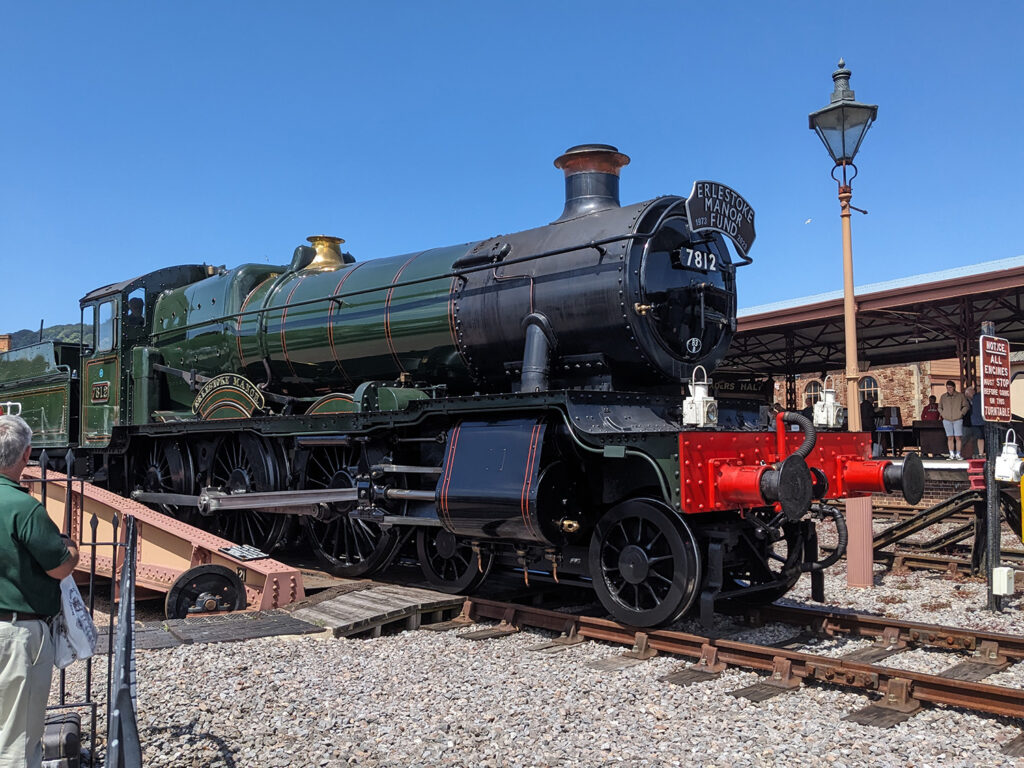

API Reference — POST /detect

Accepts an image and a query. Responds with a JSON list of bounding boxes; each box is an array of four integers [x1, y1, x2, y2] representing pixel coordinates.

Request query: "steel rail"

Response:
[[460, 598, 1024, 719], [757, 603, 1024, 660], [825, 548, 1024, 574]]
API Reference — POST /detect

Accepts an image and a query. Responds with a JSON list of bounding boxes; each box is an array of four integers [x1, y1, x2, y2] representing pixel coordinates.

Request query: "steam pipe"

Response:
[[775, 411, 817, 459], [520, 313, 557, 393]]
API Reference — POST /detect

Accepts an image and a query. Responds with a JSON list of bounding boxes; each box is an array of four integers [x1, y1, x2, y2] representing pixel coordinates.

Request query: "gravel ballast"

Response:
[[51, 546, 1024, 767]]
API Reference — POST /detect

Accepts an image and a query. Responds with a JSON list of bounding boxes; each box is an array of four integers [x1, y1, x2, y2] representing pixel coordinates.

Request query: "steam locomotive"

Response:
[[0, 145, 923, 627]]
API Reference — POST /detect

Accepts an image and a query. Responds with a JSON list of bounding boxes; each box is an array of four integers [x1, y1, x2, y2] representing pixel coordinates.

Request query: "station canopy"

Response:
[[720, 256, 1024, 382]]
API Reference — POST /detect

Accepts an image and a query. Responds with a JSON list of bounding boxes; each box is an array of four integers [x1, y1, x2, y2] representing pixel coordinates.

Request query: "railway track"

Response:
[[431, 596, 1024, 752], [823, 486, 1024, 576]]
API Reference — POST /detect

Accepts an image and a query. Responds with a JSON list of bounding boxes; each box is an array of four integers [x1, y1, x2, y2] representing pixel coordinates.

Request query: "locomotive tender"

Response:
[[0, 145, 923, 627]]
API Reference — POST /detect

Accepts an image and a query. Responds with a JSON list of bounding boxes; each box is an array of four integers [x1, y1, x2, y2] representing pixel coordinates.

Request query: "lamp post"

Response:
[[809, 59, 878, 432]]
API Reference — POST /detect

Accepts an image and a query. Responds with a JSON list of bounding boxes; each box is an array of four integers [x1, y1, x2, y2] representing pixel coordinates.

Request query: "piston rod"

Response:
[[133, 486, 435, 513], [203, 487, 359, 511]]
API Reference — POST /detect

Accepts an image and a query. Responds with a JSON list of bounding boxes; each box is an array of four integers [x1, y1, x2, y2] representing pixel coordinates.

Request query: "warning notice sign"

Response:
[[980, 334, 1012, 422]]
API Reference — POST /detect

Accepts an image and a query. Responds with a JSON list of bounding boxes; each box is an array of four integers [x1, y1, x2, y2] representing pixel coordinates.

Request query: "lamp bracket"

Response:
[[849, 204, 868, 215], [831, 161, 858, 186]]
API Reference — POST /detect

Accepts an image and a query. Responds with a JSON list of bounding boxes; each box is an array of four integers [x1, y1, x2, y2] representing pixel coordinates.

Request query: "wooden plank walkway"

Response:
[[286, 581, 465, 637]]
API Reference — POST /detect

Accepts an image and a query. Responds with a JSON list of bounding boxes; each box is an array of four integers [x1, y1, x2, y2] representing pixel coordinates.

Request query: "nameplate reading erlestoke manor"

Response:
[[684, 181, 756, 260]]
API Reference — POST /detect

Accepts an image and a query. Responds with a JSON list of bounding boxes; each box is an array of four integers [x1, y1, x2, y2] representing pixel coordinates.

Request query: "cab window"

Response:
[[125, 288, 145, 328], [81, 307, 95, 351], [97, 301, 115, 352]]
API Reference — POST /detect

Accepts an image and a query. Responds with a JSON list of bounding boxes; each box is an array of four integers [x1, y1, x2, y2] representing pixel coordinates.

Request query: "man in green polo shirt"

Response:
[[0, 415, 79, 768]]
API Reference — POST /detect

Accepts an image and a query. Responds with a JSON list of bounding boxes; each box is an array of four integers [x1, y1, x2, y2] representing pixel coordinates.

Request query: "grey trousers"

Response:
[[0, 617, 54, 768]]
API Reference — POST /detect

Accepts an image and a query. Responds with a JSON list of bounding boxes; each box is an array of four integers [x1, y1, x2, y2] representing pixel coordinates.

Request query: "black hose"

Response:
[[781, 411, 817, 459], [802, 504, 847, 572]]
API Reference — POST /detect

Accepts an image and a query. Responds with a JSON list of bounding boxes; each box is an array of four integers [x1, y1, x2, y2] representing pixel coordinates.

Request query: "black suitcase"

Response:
[[42, 710, 81, 768]]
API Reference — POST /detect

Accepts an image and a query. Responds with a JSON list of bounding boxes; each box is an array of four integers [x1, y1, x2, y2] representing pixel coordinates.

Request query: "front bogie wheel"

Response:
[[415, 528, 492, 593], [588, 498, 701, 627]]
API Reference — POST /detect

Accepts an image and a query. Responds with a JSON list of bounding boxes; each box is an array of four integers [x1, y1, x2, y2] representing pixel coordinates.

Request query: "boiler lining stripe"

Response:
[[326, 264, 362, 387], [384, 253, 422, 375], [279, 276, 307, 381]]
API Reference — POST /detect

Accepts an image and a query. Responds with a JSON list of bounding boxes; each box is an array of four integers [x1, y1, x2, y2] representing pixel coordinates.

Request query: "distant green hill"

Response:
[[6, 324, 82, 349]]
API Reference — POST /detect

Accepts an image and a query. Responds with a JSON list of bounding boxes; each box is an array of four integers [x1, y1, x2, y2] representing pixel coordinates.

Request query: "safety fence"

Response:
[[37, 449, 142, 768]]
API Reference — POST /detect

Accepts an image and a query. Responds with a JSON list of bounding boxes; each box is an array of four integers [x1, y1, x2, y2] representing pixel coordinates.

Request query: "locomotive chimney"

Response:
[[553, 144, 630, 222]]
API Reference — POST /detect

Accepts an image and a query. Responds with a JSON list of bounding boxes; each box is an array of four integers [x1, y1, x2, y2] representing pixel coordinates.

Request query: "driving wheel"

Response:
[[207, 433, 290, 552], [133, 439, 198, 524], [300, 444, 400, 577]]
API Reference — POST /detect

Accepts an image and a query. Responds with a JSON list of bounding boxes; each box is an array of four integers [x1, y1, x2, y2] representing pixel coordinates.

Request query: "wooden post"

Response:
[[846, 495, 874, 588]]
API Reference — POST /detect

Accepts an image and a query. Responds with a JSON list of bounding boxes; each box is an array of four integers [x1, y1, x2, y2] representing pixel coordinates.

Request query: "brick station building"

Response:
[[722, 256, 1024, 456], [786, 359, 962, 424]]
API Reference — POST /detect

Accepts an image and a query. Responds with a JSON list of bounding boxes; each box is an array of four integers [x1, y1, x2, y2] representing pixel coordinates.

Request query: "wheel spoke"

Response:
[[644, 528, 664, 551], [628, 583, 641, 611], [647, 571, 673, 586], [206, 437, 285, 551], [309, 453, 329, 483], [641, 581, 660, 606]]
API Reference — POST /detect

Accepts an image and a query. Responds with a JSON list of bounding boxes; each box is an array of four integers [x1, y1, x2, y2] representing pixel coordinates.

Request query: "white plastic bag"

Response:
[[51, 576, 98, 669]]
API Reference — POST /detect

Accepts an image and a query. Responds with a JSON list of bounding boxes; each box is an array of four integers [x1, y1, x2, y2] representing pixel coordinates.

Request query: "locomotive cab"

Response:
[[78, 292, 123, 447], [78, 265, 218, 446]]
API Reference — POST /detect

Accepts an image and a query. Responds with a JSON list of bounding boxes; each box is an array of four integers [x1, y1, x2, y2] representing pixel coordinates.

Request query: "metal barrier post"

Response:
[[985, 421, 1002, 611], [105, 515, 141, 768], [42, 451, 100, 766]]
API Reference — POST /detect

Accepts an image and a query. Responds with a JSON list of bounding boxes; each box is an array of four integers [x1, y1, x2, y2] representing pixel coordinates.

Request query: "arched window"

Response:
[[803, 380, 822, 409], [858, 376, 880, 405]]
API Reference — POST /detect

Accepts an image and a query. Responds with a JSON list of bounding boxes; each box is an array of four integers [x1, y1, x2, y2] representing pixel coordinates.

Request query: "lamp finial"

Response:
[[831, 59, 854, 103]]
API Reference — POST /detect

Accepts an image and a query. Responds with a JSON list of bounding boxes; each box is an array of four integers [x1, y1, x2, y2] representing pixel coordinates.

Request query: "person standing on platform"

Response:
[[963, 384, 986, 458], [939, 380, 969, 460], [859, 396, 874, 429], [859, 396, 878, 452], [921, 395, 940, 421], [0, 415, 79, 768]]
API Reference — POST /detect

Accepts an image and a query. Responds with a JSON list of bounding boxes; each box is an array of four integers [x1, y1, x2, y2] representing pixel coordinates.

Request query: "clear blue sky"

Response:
[[2, 2, 1021, 333]]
